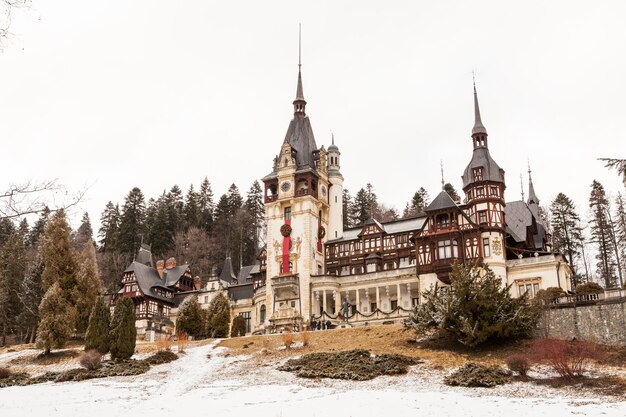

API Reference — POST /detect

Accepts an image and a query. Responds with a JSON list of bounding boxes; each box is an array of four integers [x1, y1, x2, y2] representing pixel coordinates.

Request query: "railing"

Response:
[[549, 289, 626, 307], [311, 306, 413, 324], [295, 188, 318, 198], [265, 194, 278, 203]]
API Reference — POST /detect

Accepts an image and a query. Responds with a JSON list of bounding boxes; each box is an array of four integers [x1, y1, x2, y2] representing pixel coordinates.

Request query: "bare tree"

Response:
[[0, 1, 31, 46], [599, 158, 626, 186], [1, 180, 85, 220]]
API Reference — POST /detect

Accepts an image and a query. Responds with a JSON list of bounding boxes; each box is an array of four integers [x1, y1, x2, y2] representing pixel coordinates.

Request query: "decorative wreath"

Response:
[[280, 223, 292, 237], [318, 226, 326, 239]]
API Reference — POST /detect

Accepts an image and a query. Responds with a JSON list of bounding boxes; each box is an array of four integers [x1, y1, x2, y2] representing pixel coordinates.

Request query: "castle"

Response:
[[110, 57, 572, 339]]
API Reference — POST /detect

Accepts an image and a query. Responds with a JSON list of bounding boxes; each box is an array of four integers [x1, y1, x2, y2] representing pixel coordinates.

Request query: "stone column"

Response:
[[376, 286, 381, 310], [397, 283, 402, 307], [322, 289, 327, 313], [334, 290, 341, 314], [355, 289, 360, 312]]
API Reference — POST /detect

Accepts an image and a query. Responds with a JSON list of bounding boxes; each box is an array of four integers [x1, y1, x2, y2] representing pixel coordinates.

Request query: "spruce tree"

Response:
[[615, 193, 626, 283], [117, 187, 146, 257], [184, 184, 201, 230], [353, 188, 371, 225], [165, 185, 184, 235], [550, 193, 584, 285], [75, 242, 102, 334], [206, 293, 230, 338], [198, 177, 215, 234], [26, 206, 50, 247], [19, 258, 44, 343], [110, 298, 137, 360], [411, 187, 430, 214], [176, 295, 204, 338], [342, 189, 353, 228], [444, 183, 459, 201], [98, 202, 120, 253], [589, 180, 617, 287], [148, 195, 174, 257], [85, 297, 111, 354], [36, 283, 76, 355], [74, 212, 94, 252], [0, 229, 27, 345]]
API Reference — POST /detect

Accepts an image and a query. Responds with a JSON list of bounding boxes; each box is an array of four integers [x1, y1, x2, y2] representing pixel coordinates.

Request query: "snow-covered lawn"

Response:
[[0, 342, 624, 417]]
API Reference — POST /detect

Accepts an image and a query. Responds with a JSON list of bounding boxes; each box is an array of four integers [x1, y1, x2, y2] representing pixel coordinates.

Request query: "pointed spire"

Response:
[[527, 162, 539, 205], [472, 73, 487, 136], [293, 24, 306, 115], [520, 173, 525, 202], [440, 160, 445, 191]]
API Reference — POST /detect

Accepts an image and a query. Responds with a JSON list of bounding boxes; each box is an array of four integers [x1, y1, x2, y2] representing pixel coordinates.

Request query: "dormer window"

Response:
[[436, 213, 449, 228], [473, 168, 483, 182]]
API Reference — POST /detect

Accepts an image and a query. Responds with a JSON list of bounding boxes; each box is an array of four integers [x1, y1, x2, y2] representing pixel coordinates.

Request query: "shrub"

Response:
[[282, 331, 294, 349], [535, 287, 564, 304], [230, 315, 246, 337], [144, 350, 178, 365], [156, 335, 173, 352], [576, 282, 604, 296], [109, 298, 137, 361], [506, 354, 531, 376], [206, 293, 230, 338], [176, 296, 205, 338], [532, 338, 605, 378], [405, 261, 540, 347], [79, 350, 102, 370], [176, 332, 189, 353], [444, 363, 511, 387], [36, 283, 76, 355], [85, 297, 111, 354], [0, 367, 12, 379]]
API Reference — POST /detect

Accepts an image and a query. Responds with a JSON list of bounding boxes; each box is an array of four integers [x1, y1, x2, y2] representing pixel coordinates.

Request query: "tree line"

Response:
[[97, 178, 265, 290]]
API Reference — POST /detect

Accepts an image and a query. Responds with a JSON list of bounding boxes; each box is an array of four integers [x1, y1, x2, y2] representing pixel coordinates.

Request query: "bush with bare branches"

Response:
[[0, 367, 12, 379], [282, 331, 294, 349], [156, 336, 173, 352], [301, 328, 310, 347], [533, 338, 604, 378], [177, 332, 189, 353], [79, 350, 102, 371], [506, 354, 531, 376]]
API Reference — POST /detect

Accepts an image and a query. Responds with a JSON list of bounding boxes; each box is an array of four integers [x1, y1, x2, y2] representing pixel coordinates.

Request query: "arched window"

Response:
[[260, 305, 266, 322]]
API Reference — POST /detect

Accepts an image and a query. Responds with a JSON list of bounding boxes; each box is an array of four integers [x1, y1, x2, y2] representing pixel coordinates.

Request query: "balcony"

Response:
[[265, 194, 278, 203], [295, 188, 318, 198], [272, 273, 299, 289]]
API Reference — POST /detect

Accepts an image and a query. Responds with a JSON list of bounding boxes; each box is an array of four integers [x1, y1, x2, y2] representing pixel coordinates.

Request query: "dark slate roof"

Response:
[[426, 191, 458, 212], [219, 257, 237, 284], [363, 217, 385, 232], [136, 247, 154, 268], [461, 147, 505, 189], [472, 86, 487, 135], [123, 261, 173, 303], [237, 265, 255, 282], [326, 216, 426, 244], [228, 283, 254, 301], [283, 115, 318, 171], [504, 201, 531, 243], [163, 265, 190, 287]]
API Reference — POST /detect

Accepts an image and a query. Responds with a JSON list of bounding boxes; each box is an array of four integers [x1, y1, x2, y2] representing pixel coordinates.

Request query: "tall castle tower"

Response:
[[260, 39, 339, 329], [461, 83, 507, 279]]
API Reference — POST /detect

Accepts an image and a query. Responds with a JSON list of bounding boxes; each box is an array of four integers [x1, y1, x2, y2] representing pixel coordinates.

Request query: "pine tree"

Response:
[[444, 183, 459, 201], [117, 188, 146, 257], [550, 193, 584, 285], [36, 283, 75, 355], [74, 212, 94, 252], [184, 184, 201, 230], [244, 181, 265, 264], [615, 193, 626, 284], [165, 185, 184, 235], [40, 210, 79, 295], [26, 206, 50, 247], [353, 188, 371, 225], [148, 195, 174, 257], [589, 180, 617, 287], [75, 242, 102, 334], [206, 292, 230, 338], [176, 295, 204, 338], [198, 177, 215, 234], [0, 227, 27, 345], [98, 202, 120, 253], [85, 297, 111, 354], [342, 189, 353, 228], [110, 298, 137, 360], [411, 187, 430, 214]]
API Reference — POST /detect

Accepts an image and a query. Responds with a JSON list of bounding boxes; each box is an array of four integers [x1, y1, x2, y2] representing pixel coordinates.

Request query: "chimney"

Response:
[[193, 276, 202, 290], [156, 260, 165, 279], [165, 257, 177, 269]]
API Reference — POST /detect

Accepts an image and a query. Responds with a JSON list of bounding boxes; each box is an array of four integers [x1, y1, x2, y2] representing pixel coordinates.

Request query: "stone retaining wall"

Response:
[[539, 299, 626, 346]]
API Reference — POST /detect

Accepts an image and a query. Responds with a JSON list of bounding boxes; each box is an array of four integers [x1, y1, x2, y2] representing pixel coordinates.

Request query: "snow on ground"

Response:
[[0, 342, 624, 417]]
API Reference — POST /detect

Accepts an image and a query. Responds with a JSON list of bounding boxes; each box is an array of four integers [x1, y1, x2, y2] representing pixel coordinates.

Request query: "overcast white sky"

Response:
[[1, 1, 624, 233]]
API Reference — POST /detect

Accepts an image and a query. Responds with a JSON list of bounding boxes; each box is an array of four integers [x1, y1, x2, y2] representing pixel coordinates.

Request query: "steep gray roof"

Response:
[[219, 257, 237, 284], [504, 201, 530, 243], [237, 264, 255, 282], [472, 85, 487, 135], [123, 261, 173, 303], [228, 283, 254, 301], [282, 115, 318, 171], [136, 247, 153, 267], [163, 265, 190, 287], [461, 148, 505, 188], [426, 191, 458, 212], [326, 216, 426, 244]]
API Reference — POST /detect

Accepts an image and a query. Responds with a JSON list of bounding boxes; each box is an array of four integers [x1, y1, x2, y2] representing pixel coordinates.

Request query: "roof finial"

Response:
[[440, 160, 445, 190], [298, 23, 302, 71], [527, 159, 539, 205], [331, 130, 334, 145], [520, 173, 525, 201], [471, 71, 487, 137]]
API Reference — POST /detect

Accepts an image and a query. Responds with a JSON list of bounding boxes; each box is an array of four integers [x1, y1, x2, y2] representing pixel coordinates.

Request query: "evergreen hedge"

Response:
[[206, 293, 230, 338], [85, 297, 111, 354], [110, 298, 137, 360], [230, 315, 246, 337]]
